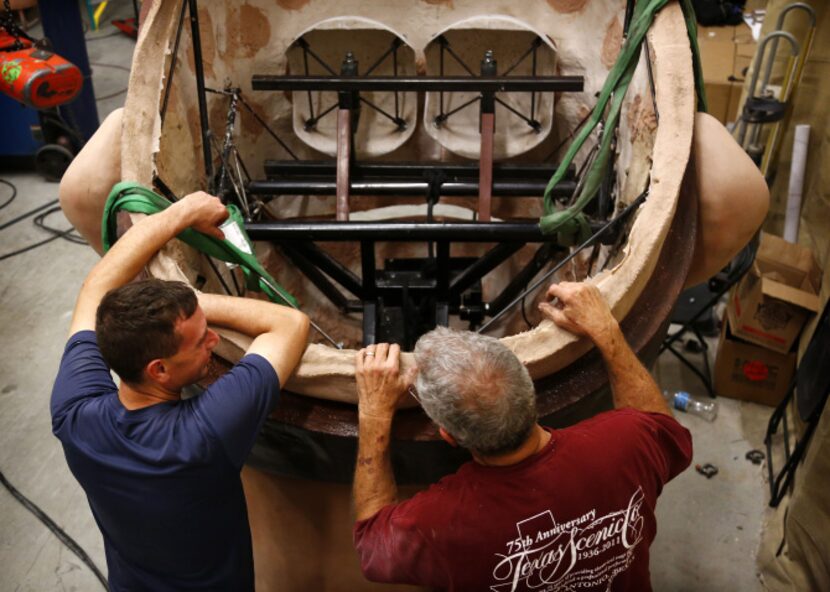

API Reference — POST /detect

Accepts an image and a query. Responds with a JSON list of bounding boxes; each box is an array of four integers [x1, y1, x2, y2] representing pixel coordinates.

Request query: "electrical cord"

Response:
[[0, 178, 16, 211], [96, 88, 128, 102], [88, 62, 130, 102], [89, 62, 131, 73], [0, 198, 58, 232], [0, 469, 108, 590], [85, 30, 123, 42], [0, 228, 72, 262], [33, 206, 87, 245], [0, 181, 87, 261]]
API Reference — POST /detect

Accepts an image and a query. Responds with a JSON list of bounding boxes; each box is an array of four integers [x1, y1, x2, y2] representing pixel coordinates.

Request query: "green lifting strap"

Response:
[[101, 181, 299, 308], [539, 0, 707, 238]]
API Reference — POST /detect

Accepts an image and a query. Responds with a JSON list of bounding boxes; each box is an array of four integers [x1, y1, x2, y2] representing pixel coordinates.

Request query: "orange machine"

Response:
[[1, 28, 82, 109]]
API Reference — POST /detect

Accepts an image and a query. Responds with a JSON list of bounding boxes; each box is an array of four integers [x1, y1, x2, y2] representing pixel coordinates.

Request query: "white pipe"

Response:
[[783, 124, 810, 243]]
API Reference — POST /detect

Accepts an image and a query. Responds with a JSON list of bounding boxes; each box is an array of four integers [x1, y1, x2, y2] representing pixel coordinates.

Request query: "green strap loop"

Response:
[[101, 181, 299, 308], [540, 0, 707, 236]]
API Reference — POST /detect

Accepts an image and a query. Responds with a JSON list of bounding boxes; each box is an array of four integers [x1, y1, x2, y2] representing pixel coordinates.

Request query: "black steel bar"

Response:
[[439, 36, 476, 76], [264, 160, 574, 179], [205, 255, 234, 296], [248, 178, 576, 197], [449, 242, 525, 297], [237, 94, 299, 160], [665, 343, 715, 397], [289, 241, 363, 298], [295, 38, 337, 75], [392, 44, 400, 120], [281, 244, 350, 312], [302, 43, 315, 120], [486, 244, 557, 316], [502, 37, 541, 77], [152, 175, 179, 202], [361, 241, 377, 346], [160, 0, 188, 124], [531, 42, 538, 121], [364, 37, 402, 76], [359, 96, 405, 128], [304, 102, 337, 129], [434, 95, 480, 126], [436, 241, 451, 326], [252, 75, 584, 93], [439, 41, 445, 118], [188, 0, 214, 184], [694, 325, 715, 398], [246, 221, 562, 242], [495, 96, 541, 131], [477, 188, 649, 333]]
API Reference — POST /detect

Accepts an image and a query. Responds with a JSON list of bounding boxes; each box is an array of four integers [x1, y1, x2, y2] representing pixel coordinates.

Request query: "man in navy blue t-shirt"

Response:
[[51, 192, 310, 591]]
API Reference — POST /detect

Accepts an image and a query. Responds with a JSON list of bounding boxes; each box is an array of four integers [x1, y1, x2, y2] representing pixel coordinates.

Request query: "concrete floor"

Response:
[[0, 6, 779, 591]]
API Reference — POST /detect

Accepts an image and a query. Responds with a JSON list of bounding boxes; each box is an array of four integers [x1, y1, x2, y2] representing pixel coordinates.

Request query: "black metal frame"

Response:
[[252, 75, 583, 93], [175, 2, 628, 347], [764, 301, 830, 508], [243, 189, 643, 346]]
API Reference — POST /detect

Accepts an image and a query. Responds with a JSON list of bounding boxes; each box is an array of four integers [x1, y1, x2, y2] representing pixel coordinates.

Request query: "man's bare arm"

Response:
[[539, 282, 671, 416], [353, 343, 411, 522], [68, 192, 227, 337], [593, 323, 670, 415], [197, 293, 310, 382]]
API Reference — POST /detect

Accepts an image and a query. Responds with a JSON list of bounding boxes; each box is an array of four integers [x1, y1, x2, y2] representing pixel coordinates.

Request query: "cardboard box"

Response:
[[727, 232, 822, 354], [715, 317, 796, 406]]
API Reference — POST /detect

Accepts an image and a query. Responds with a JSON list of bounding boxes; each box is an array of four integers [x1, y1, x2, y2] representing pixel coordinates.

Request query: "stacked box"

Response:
[[715, 233, 823, 406]]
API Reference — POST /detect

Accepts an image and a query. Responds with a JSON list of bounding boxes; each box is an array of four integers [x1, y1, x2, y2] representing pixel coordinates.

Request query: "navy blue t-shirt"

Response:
[[51, 331, 280, 591]]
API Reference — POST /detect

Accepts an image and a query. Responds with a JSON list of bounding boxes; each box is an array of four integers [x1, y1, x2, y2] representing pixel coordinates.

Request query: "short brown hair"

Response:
[[96, 279, 198, 384]]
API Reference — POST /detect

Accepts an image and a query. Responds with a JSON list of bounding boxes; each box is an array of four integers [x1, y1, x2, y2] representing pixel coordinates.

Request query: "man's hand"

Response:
[[538, 282, 620, 348], [172, 191, 228, 240], [355, 343, 413, 420], [353, 343, 413, 522], [541, 281, 671, 416]]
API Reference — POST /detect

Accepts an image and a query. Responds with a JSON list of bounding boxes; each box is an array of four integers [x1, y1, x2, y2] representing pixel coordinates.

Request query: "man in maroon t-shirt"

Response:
[[352, 281, 693, 592]]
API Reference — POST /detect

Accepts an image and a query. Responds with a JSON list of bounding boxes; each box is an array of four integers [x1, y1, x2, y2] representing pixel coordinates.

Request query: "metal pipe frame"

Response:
[[247, 221, 569, 242], [486, 243, 560, 315], [263, 160, 575, 179], [252, 75, 583, 93], [247, 179, 576, 198], [449, 242, 525, 297], [187, 0, 213, 185]]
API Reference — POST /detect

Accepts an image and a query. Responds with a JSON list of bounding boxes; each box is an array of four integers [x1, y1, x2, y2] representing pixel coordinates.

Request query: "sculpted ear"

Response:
[[439, 427, 459, 448]]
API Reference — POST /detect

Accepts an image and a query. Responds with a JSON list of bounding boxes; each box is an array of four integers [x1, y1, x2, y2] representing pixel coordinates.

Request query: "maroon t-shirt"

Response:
[[354, 409, 692, 592]]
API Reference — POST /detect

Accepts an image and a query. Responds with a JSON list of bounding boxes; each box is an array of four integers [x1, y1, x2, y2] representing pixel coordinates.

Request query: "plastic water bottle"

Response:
[[663, 390, 718, 422]]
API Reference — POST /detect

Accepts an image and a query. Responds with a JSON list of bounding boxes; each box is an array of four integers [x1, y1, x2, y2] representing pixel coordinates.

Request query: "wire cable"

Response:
[[33, 206, 87, 245], [0, 230, 70, 262], [0, 469, 108, 590], [0, 198, 87, 261], [0, 198, 58, 231], [0, 178, 17, 211]]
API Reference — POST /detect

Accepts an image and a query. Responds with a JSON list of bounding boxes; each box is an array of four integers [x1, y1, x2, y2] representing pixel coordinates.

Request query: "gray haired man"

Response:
[[351, 281, 692, 592]]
